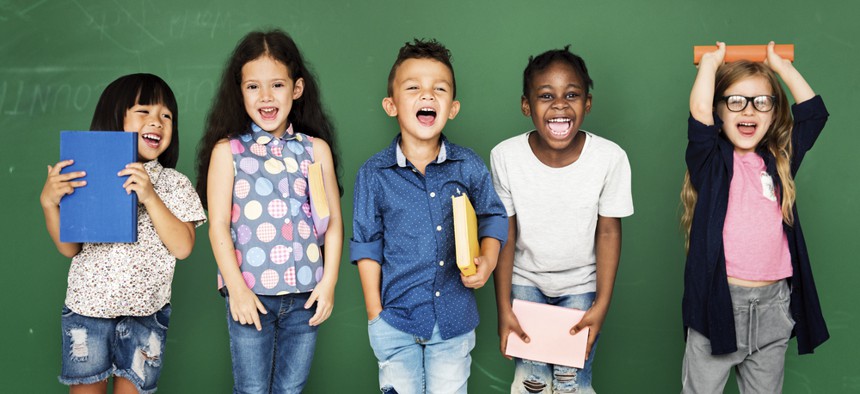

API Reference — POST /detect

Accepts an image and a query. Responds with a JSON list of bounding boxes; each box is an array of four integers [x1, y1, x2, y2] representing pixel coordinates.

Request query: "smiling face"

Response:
[[716, 75, 774, 155], [522, 61, 592, 151], [123, 102, 174, 162], [241, 56, 304, 137], [383, 58, 460, 144]]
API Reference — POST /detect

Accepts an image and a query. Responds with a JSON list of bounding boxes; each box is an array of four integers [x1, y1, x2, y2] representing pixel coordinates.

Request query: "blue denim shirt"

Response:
[[683, 96, 829, 355], [351, 135, 508, 340]]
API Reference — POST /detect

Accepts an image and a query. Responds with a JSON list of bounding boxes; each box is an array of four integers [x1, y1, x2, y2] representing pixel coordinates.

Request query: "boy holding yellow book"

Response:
[[350, 39, 507, 394]]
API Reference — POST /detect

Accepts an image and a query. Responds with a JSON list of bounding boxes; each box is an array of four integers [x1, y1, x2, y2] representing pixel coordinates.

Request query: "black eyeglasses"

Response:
[[720, 95, 776, 112]]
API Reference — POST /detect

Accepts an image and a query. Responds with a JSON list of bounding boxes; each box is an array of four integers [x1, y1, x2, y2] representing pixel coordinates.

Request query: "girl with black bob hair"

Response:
[[41, 72, 205, 394], [91, 73, 180, 168]]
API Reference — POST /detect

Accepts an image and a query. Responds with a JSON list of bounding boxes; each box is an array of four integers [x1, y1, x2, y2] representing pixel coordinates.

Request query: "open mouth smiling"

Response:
[[417, 107, 437, 126], [260, 107, 278, 120], [737, 121, 757, 136], [142, 133, 161, 148], [547, 117, 572, 136]]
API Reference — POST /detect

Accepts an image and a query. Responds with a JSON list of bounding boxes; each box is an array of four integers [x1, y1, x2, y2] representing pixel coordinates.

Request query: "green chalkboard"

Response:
[[2, 0, 858, 392]]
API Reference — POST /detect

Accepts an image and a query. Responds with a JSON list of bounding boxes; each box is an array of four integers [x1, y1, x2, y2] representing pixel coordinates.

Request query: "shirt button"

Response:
[[435, 291, 441, 297], [412, 168, 418, 173], [439, 260, 445, 266], [430, 192, 436, 198], [436, 225, 442, 231]]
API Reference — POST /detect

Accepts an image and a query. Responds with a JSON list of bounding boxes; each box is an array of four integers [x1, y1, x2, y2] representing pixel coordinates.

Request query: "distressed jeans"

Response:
[[510, 285, 598, 394]]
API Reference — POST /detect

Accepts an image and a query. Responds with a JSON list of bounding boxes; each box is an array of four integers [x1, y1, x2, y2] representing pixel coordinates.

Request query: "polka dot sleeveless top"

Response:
[[218, 123, 324, 295]]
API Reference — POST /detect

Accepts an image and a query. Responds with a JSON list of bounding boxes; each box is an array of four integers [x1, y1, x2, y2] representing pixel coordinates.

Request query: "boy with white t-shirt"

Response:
[[491, 47, 633, 394]]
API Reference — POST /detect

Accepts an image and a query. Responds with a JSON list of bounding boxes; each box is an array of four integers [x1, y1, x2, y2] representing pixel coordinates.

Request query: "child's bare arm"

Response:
[[208, 140, 267, 330], [690, 42, 726, 125], [119, 163, 196, 259], [357, 258, 383, 320], [306, 138, 343, 326], [572, 215, 621, 359], [493, 216, 528, 358], [40, 160, 84, 258], [764, 41, 815, 104]]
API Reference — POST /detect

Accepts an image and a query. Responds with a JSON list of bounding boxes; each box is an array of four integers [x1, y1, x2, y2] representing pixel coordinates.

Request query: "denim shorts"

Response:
[[58, 304, 171, 394]]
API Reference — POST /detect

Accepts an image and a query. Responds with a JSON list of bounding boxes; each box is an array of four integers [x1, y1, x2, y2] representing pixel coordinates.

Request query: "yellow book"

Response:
[[308, 162, 330, 236], [452, 193, 478, 276]]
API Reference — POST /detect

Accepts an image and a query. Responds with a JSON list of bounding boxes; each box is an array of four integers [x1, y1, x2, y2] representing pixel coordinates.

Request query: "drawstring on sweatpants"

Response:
[[747, 298, 761, 356]]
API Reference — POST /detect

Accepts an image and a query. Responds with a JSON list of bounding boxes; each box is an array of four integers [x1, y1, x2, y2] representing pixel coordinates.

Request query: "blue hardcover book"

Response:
[[59, 131, 138, 243]]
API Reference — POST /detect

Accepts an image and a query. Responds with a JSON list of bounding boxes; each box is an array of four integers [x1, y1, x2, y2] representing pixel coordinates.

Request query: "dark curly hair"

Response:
[[522, 45, 593, 98], [387, 38, 456, 98]]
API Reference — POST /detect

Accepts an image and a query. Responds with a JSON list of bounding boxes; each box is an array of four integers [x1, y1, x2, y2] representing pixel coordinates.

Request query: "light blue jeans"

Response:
[[367, 316, 475, 394], [226, 293, 318, 394], [510, 285, 598, 394]]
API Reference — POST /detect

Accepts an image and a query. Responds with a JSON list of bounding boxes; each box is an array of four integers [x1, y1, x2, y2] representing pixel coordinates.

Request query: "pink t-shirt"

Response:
[[723, 151, 792, 280]]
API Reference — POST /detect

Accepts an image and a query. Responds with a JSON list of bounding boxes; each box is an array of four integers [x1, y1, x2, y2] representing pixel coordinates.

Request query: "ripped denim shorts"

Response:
[[58, 304, 171, 394]]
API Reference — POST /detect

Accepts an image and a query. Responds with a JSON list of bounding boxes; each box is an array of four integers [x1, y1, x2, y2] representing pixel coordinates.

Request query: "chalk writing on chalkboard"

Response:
[[0, 81, 99, 116], [0, 78, 218, 117]]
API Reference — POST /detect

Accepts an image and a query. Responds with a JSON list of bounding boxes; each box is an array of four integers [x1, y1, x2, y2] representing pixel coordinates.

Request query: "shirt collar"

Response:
[[143, 159, 163, 185], [250, 122, 297, 145], [381, 134, 457, 168]]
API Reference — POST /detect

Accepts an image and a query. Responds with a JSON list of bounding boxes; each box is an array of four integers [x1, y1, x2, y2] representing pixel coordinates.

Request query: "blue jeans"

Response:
[[226, 293, 318, 394], [367, 316, 475, 394], [58, 304, 171, 394], [510, 285, 598, 394]]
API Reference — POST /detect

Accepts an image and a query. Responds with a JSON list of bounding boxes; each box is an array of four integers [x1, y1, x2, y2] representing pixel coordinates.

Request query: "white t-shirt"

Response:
[[490, 131, 633, 296]]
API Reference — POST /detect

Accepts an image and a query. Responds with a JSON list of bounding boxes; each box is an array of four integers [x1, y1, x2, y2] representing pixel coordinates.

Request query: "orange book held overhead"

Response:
[[693, 44, 794, 64]]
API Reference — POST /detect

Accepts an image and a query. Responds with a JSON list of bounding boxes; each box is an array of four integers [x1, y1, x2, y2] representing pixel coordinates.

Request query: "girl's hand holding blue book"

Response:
[[40, 159, 86, 257], [119, 162, 156, 203], [40, 160, 86, 208]]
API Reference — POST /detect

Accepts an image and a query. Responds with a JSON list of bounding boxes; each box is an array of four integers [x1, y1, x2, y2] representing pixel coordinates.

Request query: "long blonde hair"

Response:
[[681, 61, 796, 248]]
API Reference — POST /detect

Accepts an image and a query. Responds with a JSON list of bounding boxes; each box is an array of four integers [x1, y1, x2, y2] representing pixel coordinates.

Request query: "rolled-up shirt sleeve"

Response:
[[467, 152, 508, 247], [350, 163, 384, 264]]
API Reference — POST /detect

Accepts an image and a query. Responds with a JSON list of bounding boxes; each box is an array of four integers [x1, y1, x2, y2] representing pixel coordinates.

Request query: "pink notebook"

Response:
[[504, 299, 589, 368]]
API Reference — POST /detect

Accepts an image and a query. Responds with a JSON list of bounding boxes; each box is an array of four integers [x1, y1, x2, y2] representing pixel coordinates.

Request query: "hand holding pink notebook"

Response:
[[504, 299, 589, 368]]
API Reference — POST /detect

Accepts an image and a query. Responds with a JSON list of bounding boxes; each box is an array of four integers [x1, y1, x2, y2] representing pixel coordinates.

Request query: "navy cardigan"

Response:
[[683, 95, 830, 355]]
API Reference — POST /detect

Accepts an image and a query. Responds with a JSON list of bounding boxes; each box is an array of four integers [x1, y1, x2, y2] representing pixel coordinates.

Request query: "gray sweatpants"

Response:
[[681, 280, 794, 394]]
